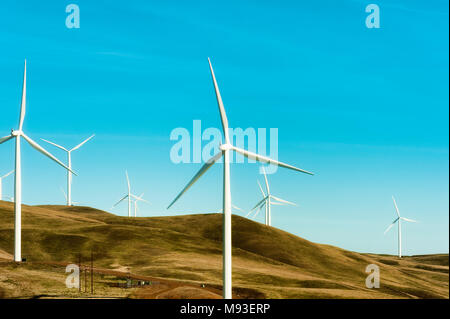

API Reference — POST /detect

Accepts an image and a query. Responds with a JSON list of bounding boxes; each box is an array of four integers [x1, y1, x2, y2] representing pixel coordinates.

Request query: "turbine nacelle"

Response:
[[219, 143, 233, 151]]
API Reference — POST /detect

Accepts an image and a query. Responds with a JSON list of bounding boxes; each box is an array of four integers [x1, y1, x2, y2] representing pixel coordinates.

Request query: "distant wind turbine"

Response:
[[167, 58, 314, 299], [132, 193, 150, 217], [384, 196, 418, 258], [41, 135, 95, 206], [0, 170, 14, 201], [0, 60, 74, 262], [113, 171, 146, 217], [247, 167, 296, 226]]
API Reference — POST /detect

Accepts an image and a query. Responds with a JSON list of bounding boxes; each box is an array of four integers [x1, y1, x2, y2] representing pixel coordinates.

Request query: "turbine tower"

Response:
[[167, 58, 314, 299], [0, 170, 14, 201], [384, 196, 418, 258], [0, 60, 74, 262], [41, 135, 95, 206], [247, 167, 296, 226]]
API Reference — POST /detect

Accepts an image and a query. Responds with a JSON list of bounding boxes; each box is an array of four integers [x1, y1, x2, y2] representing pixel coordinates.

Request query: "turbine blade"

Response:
[[271, 201, 286, 206], [40, 138, 68, 152], [113, 194, 128, 207], [392, 196, 400, 217], [208, 58, 230, 143], [271, 195, 297, 206], [60, 187, 67, 201], [384, 218, 399, 235], [0, 135, 14, 145], [257, 180, 266, 197], [231, 204, 243, 212], [21, 133, 76, 175], [245, 209, 253, 217], [126, 170, 130, 192], [250, 196, 268, 212], [262, 166, 270, 194], [231, 146, 314, 175], [1, 170, 14, 179], [131, 194, 150, 204], [401, 217, 418, 223], [252, 203, 265, 219], [71, 134, 95, 151], [167, 151, 223, 209], [18, 60, 26, 130], [246, 201, 265, 217]]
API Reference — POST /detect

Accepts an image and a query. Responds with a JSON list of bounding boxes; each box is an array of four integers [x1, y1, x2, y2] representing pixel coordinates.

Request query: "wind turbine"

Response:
[[132, 193, 150, 217], [0, 60, 74, 262], [113, 171, 146, 217], [384, 196, 418, 258], [41, 135, 95, 206], [167, 58, 314, 299], [246, 180, 287, 221], [0, 170, 14, 201], [247, 167, 297, 226]]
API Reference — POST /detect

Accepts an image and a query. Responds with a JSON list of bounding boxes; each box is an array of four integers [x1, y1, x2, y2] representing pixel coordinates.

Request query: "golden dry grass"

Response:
[[0, 201, 448, 299]]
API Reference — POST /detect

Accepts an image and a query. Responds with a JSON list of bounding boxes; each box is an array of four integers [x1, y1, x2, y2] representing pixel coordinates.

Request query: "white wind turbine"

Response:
[[0, 60, 74, 262], [247, 167, 296, 226], [132, 193, 150, 217], [0, 170, 14, 201], [113, 171, 146, 217], [167, 58, 314, 299], [41, 135, 95, 206], [384, 196, 418, 258]]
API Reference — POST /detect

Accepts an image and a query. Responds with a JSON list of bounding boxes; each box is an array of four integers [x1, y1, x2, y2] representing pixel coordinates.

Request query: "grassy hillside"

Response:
[[0, 200, 448, 299]]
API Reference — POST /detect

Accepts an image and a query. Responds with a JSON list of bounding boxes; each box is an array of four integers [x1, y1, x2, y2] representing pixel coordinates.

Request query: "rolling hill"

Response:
[[0, 200, 448, 299]]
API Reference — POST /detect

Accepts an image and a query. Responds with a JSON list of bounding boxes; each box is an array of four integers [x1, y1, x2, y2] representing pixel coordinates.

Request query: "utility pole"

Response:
[[84, 259, 87, 293], [78, 254, 81, 293], [91, 251, 94, 295]]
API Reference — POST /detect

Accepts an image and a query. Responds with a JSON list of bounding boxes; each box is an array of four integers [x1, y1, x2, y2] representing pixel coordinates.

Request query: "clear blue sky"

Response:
[[0, 0, 448, 255]]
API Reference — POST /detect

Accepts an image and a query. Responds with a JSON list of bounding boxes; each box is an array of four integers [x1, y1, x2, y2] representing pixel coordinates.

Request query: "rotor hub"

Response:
[[219, 143, 232, 151]]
